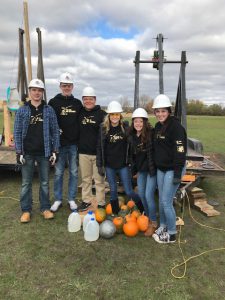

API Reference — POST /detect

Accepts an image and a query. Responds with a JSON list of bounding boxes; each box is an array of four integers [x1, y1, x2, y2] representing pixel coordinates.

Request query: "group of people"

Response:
[[14, 72, 187, 244]]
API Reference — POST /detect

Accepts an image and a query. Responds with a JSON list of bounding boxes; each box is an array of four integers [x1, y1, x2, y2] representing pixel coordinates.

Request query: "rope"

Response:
[[0, 190, 39, 203], [171, 190, 225, 279]]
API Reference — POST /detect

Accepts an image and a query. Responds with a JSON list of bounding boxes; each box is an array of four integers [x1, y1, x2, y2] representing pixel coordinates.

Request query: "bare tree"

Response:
[[139, 94, 153, 111], [119, 96, 132, 113]]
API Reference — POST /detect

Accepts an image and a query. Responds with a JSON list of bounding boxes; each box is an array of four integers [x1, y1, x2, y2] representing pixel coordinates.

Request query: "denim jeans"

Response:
[[54, 145, 78, 202], [20, 155, 50, 212], [105, 166, 141, 203], [157, 168, 185, 234], [137, 172, 157, 221]]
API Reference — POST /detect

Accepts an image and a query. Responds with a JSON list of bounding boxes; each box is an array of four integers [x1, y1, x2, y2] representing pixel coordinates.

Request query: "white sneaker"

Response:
[[50, 201, 62, 212], [68, 200, 77, 211]]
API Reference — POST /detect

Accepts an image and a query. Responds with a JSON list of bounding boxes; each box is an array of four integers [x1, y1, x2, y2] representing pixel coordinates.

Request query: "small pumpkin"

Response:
[[131, 210, 141, 219], [95, 208, 106, 223], [120, 205, 128, 211], [125, 214, 137, 223], [113, 217, 124, 233], [127, 200, 135, 210], [99, 220, 116, 239], [137, 214, 149, 232], [123, 221, 139, 237], [105, 203, 112, 215]]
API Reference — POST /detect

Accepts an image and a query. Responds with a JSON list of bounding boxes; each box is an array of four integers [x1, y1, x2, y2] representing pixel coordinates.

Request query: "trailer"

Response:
[[0, 101, 16, 170]]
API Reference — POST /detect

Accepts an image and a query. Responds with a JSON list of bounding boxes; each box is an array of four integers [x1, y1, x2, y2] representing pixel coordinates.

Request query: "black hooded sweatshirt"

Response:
[[78, 105, 106, 155], [154, 116, 187, 180], [48, 93, 82, 146]]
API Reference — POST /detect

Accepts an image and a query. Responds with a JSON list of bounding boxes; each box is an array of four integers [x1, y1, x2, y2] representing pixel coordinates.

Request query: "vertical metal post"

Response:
[[36, 28, 47, 101], [17, 28, 28, 102], [158, 33, 164, 94], [181, 51, 187, 131], [134, 50, 140, 109]]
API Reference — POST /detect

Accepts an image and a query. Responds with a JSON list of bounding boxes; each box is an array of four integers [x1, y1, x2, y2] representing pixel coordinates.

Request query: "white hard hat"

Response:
[[152, 94, 172, 109], [106, 101, 123, 113], [82, 86, 96, 97], [59, 72, 74, 84], [132, 108, 148, 119], [28, 79, 45, 89]]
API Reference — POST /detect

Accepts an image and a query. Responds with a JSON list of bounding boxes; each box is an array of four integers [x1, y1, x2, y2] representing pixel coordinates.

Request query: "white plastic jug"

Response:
[[83, 211, 95, 232], [84, 218, 99, 241], [68, 211, 81, 232]]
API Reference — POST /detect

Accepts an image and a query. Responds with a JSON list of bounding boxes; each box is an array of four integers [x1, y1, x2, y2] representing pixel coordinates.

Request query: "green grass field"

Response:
[[0, 115, 225, 299]]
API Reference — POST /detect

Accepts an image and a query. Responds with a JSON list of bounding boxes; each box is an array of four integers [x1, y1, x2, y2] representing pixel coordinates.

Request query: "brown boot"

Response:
[[20, 212, 31, 223], [42, 210, 54, 220], [144, 221, 157, 237]]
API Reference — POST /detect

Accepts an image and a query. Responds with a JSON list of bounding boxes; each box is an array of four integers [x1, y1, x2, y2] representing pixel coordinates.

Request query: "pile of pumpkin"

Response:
[[95, 197, 149, 239]]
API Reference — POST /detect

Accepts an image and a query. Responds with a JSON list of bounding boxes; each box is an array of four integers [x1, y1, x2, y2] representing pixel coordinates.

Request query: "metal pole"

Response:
[[23, 0, 32, 83], [158, 33, 164, 94], [181, 51, 187, 131], [134, 50, 140, 109], [36, 28, 47, 101]]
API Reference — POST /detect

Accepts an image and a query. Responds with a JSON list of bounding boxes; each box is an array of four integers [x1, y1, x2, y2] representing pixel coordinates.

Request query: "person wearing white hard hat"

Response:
[[96, 101, 144, 215], [128, 108, 157, 236], [151, 94, 187, 244], [77, 86, 106, 212], [14, 79, 60, 223], [49, 73, 82, 212]]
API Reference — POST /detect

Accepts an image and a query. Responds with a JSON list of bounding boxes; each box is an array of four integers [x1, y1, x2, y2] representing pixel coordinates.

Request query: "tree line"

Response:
[[117, 96, 225, 116]]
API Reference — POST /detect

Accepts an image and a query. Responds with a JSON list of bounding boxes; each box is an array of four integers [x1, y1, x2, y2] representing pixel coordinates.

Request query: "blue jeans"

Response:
[[20, 155, 50, 212], [157, 168, 185, 235], [137, 172, 157, 221], [54, 145, 78, 202], [105, 166, 141, 203]]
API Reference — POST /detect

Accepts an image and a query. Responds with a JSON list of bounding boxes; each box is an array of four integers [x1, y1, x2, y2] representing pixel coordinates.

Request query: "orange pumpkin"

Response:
[[113, 217, 124, 233], [120, 205, 128, 211], [131, 210, 141, 219], [127, 200, 135, 210], [137, 214, 149, 231], [125, 214, 137, 223], [95, 208, 106, 223], [105, 203, 112, 215], [123, 221, 139, 237]]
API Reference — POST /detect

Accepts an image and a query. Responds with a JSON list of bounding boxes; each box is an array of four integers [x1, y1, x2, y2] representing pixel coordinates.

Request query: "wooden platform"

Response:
[[0, 146, 16, 170], [186, 157, 225, 177]]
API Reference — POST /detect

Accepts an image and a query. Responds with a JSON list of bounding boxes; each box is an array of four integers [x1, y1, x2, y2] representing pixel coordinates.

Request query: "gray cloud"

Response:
[[0, 0, 225, 107]]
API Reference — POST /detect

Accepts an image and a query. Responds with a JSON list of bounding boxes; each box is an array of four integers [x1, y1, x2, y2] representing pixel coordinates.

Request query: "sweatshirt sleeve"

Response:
[[147, 129, 156, 177], [96, 125, 103, 167], [172, 123, 187, 180], [14, 109, 23, 154]]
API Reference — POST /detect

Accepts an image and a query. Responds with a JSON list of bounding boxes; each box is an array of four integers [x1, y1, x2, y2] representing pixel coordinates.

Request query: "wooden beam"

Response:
[[3, 101, 11, 147], [23, 0, 32, 82]]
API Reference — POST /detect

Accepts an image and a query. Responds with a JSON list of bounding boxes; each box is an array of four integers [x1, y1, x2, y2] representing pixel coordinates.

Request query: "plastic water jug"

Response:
[[84, 218, 99, 241], [68, 211, 81, 232], [83, 211, 95, 231]]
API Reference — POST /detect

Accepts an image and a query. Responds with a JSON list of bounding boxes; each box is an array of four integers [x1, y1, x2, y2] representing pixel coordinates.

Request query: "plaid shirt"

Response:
[[14, 102, 60, 157]]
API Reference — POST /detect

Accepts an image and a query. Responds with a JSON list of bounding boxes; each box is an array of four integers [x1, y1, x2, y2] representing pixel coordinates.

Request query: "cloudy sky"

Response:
[[1, 0, 225, 106]]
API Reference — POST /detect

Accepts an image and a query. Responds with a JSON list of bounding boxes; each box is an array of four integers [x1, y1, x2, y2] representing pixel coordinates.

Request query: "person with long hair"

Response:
[[96, 101, 144, 215], [152, 94, 187, 244], [128, 108, 157, 236]]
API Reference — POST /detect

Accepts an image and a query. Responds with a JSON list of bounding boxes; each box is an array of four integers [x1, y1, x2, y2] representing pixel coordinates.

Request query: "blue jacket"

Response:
[[14, 101, 60, 157]]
